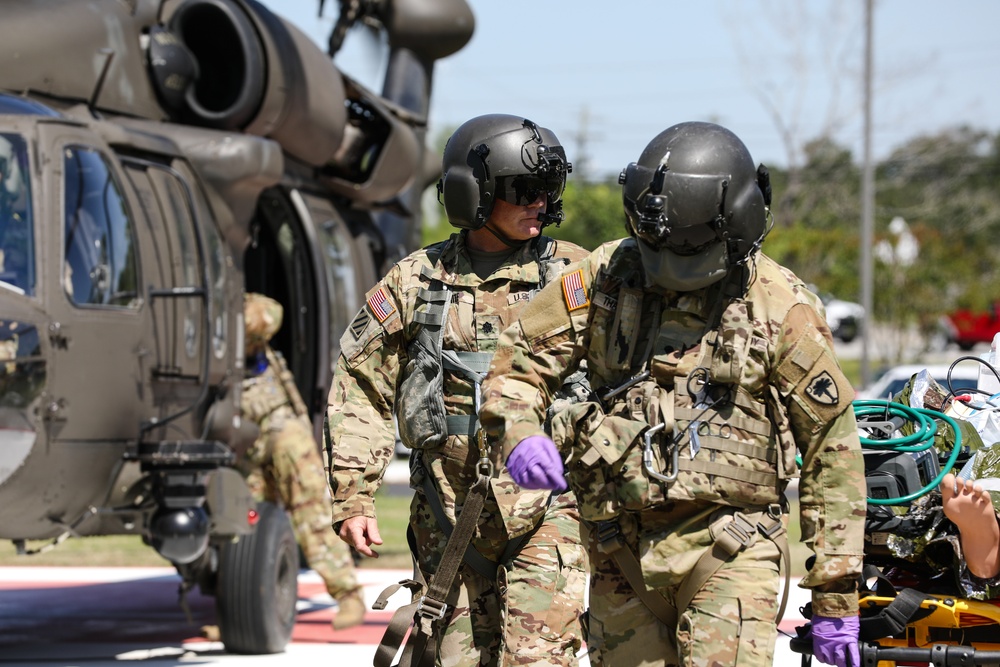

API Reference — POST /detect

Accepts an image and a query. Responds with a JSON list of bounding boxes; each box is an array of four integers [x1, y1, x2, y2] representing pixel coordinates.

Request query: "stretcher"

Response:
[[792, 384, 1000, 667]]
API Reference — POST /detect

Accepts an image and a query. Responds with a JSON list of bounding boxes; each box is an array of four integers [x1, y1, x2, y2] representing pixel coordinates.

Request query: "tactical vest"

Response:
[[554, 242, 797, 522], [397, 236, 578, 451]]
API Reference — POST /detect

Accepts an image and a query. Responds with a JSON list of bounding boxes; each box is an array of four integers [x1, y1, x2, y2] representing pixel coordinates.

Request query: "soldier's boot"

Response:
[[331, 587, 366, 631]]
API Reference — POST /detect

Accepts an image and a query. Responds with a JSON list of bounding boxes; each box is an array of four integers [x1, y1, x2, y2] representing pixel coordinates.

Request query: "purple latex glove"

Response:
[[810, 615, 860, 667], [506, 435, 567, 491]]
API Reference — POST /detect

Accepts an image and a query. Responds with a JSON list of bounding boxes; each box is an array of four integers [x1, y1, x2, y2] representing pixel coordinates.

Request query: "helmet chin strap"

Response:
[[482, 222, 527, 248]]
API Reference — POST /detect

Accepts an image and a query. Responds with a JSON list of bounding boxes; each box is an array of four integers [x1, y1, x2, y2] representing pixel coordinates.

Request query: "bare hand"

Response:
[[339, 515, 383, 558]]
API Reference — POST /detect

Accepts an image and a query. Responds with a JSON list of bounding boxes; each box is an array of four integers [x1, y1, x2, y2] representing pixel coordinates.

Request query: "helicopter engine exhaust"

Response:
[[163, 0, 348, 168]]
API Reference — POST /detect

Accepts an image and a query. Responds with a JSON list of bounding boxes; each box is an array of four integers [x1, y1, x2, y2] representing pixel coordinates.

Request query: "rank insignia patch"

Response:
[[367, 287, 396, 323], [805, 370, 839, 405], [561, 269, 590, 312]]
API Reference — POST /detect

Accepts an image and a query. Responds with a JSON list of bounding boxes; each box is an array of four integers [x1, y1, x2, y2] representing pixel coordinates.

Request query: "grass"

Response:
[[0, 487, 417, 569]]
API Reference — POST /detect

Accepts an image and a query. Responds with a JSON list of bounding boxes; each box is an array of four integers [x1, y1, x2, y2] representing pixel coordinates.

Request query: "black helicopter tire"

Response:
[[215, 501, 298, 654]]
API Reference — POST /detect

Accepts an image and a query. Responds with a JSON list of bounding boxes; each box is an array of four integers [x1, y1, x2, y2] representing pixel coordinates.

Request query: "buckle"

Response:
[[595, 521, 623, 554], [759, 504, 785, 538], [721, 512, 754, 549], [416, 595, 449, 621]]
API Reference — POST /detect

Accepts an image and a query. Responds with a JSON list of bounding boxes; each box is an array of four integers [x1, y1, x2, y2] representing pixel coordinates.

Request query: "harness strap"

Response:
[[419, 470, 540, 580], [373, 472, 490, 667], [594, 506, 791, 630], [441, 349, 491, 383], [677, 506, 791, 623], [440, 350, 493, 438], [592, 519, 678, 628], [444, 415, 477, 439], [372, 534, 433, 667]]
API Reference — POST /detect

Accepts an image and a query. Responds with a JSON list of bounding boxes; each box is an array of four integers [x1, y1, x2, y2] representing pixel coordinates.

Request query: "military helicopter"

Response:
[[0, 0, 473, 654]]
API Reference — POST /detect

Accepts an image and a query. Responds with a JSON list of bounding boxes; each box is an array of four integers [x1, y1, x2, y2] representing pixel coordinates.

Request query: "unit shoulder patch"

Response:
[[561, 268, 590, 312], [805, 370, 840, 406], [349, 309, 370, 339]]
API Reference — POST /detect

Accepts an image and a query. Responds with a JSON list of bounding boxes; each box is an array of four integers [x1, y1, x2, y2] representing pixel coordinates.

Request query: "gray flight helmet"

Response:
[[620, 121, 771, 291], [438, 114, 572, 230]]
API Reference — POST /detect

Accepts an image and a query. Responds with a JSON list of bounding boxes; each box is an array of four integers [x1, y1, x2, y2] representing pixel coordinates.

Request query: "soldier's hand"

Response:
[[339, 515, 383, 558], [506, 435, 568, 491]]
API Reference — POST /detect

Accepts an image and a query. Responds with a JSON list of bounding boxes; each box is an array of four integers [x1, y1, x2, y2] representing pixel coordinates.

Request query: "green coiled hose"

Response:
[[851, 399, 963, 505]]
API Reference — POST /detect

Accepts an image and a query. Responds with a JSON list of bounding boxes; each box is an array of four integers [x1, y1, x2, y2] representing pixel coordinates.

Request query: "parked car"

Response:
[[811, 286, 865, 343], [941, 301, 1000, 351], [857, 363, 980, 400]]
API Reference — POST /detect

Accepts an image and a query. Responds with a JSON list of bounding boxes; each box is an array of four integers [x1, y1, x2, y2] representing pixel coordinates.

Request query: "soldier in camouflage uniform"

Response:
[[242, 292, 365, 631], [327, 115, 589, 666], [479, 122, 868, 667]]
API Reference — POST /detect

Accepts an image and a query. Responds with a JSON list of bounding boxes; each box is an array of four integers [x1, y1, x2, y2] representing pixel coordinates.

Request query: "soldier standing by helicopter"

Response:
[[327, 114, 589, 666], [241, 292, 366, 632]]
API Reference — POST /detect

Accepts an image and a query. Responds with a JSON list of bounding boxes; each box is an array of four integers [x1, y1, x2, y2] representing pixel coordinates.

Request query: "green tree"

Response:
[[547, 179, 629, 251]]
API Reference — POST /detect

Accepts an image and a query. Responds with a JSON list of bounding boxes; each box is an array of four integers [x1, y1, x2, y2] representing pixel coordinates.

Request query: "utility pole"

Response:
[[860, 0, 875, 387]]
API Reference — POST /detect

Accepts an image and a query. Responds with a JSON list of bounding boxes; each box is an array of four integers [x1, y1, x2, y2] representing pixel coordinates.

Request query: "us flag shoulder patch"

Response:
[[367, 287, 396, 323], [561, 269, 590, 312]]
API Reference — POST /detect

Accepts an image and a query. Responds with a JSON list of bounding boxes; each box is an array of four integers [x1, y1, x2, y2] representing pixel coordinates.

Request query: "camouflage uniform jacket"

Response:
[[479, 238, 867, 617], [328, 231, 589, 541]]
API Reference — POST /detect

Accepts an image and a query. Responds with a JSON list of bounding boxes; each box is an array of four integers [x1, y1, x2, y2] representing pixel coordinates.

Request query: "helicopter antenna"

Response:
[[88, 48, 115, 117]]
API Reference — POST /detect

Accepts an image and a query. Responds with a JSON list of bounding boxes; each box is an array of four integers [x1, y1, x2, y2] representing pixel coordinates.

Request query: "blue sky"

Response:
[[263, 1, 1000, 180]]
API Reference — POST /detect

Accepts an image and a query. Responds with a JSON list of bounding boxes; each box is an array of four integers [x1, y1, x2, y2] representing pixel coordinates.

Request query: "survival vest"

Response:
[[397, 235, 584, 451], [552, 240, 801, 522]]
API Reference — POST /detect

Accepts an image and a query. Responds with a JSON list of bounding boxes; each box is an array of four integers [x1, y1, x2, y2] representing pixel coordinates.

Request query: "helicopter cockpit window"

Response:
[[62, 146, 139, 308], [0, 133, 35, 296]]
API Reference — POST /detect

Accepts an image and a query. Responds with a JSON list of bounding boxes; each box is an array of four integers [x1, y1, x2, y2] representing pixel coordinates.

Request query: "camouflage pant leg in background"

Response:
[[244, 409, 360, 598], [583, 513, 780, 667], [410, 493, 587, 667]]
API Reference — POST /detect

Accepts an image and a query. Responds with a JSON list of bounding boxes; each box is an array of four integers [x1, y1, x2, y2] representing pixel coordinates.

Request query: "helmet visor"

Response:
[[623, 163, 728, 250], [496, 174, 564, 207]]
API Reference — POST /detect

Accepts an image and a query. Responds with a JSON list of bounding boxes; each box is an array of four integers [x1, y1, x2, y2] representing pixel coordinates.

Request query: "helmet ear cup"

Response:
[[441, 168, 489, 230], [726, 176, 767, 258]]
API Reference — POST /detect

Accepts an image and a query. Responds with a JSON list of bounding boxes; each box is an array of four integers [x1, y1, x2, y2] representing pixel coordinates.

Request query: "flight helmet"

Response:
[[620, 121, 771, 291], [438, 114, 572, 230]]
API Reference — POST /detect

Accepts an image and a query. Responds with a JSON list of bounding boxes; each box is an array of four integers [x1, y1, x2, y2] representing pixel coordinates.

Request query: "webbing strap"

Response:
[[856, 564, 936, 642], [594, 506, 791, 631], [372, 526, 434, 667], [444, 415, 477, 438], [858, 588, 933, 642], [441, 349, 490, 384], [373, 473, 490, 667], [682, 459, 778, 486], [593, 520, 678, 628], [675, 508, 791, 624], [413, 306, 447, 325], [419, 472, 538, 580], [444, 350, 493, 375]]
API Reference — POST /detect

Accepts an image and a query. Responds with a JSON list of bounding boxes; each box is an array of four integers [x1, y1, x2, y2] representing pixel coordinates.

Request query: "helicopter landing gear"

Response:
[[215, 501, 298, 654]]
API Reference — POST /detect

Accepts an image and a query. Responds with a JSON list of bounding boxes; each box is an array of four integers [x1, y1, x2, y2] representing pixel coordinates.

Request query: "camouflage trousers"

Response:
[[583, 506, 781, 667], [243, 407, 360, 598], [410, 490, 588, 667]]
